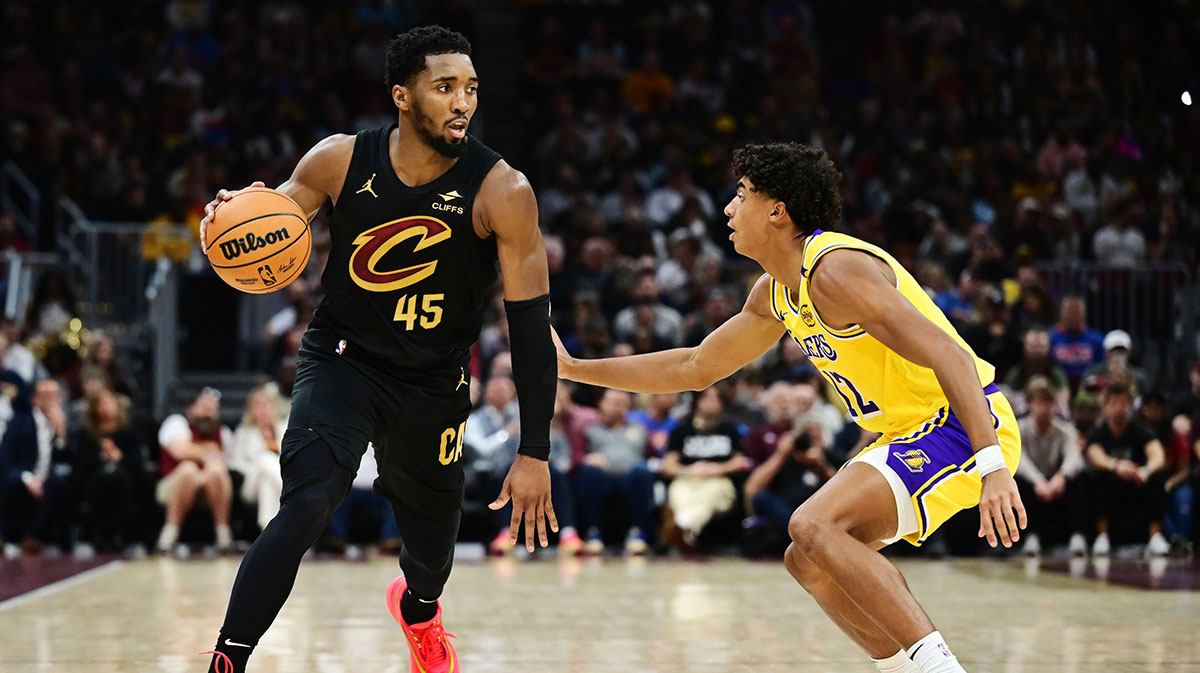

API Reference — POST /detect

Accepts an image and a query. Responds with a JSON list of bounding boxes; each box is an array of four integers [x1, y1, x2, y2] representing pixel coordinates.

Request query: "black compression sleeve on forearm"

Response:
[[504, 294, 556, 461]]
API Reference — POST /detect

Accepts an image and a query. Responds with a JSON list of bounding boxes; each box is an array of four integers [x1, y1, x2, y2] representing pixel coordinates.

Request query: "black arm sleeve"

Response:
[[505, 294, 556, 461]]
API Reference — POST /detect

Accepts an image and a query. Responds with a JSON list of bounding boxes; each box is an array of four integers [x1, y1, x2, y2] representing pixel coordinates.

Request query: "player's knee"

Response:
[[787, 508, 830, 557], [285, 482, 343, 528], [783, 542, 824, 588]]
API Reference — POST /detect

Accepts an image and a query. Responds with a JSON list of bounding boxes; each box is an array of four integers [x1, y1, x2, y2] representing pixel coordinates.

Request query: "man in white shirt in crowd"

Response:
[[155, 388, 235, 553], [1014, 377, 1088, 556]]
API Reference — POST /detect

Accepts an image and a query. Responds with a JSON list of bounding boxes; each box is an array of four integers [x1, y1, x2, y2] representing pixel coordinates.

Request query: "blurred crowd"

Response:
[[2, 0, 1200, 559]]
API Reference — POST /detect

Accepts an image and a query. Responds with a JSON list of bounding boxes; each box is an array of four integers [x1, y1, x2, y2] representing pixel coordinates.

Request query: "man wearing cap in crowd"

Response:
[[1084, 329, 1150, 395], [155, 387, 235, 554], [1014, 376, 1088, 556]]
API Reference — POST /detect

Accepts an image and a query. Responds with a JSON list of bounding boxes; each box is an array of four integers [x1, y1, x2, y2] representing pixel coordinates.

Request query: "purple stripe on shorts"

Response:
[[885, 383, 1001, 496]]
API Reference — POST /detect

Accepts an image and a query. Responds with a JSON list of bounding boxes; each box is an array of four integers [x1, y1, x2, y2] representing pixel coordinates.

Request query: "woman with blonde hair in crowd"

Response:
[[70, 386, 147, 551], [230, 383, 288, 531]]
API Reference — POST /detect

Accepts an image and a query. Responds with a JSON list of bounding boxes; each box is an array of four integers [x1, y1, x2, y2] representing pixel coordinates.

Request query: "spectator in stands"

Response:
[[554, 381, 599, 468], [0, 317, 41, 384], [1008, 269, 1058, 334], [1168, 360, 1200, 427], [1093, 204, 1147, 267], [660, 387, 751, 553], [575, 19, 627, 82], [25, 272, 77, 339], [80, 332, 133, 399], [464, 376, 520, 485], [576, 389, 655, 555], [229, 382, 287, 531], [743, 382, 797, 467], [1014, 378, 1088, 556], [764, 337, 819, 384], [918, 261, 973, 326], [1138, 391, 1193, 542], [155, 387, 234, 553], [1083, 330, 1151, 395], [646, 164, 716, 228], [1050, 295, 1105, 391], [684, 286, 737, 348], [1005, 329, 1070, 409], [1085, 383, 1169, 556], [70, 387, 147, 551], [627, 391, 680, 460], [0, 379, 70, 553], [622, 49, 675, 117], [744, 421, 835, 535], [960, 286, 1022, 381], [613, 271, 685, 348], [718, 372, 768, 434], [1071, 390, 1102, 436], [0, 367, 22, 442], [658, 232, 703, 307], [792, 380, 844, 452], [325, 445, 401, 555]]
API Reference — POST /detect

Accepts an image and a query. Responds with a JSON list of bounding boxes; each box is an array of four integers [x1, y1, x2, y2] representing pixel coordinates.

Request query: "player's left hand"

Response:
[[489, 454, 558, 552], [977, 470, 1027, 548]]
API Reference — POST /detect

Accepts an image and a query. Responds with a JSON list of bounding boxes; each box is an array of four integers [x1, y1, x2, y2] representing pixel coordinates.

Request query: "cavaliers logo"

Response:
[[799, 304, 817, 327], [349, 216, 451, 292], [893, 449, 931, 473]]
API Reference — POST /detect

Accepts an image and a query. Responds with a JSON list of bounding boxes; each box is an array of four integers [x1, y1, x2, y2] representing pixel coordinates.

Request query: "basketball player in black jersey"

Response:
[[197, 26, 556, 673]]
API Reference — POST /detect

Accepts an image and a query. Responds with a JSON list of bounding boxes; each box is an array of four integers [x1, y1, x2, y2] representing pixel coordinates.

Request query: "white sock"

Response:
[[156, 524, 179, 550], [215, 524, 233, 548], [906, 631, 966, 673], [873, 648, 920, 673]]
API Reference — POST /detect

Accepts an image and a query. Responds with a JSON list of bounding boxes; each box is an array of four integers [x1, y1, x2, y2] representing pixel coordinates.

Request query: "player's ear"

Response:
[[392, 84, 409, 111], [769, 200, 789, 228]]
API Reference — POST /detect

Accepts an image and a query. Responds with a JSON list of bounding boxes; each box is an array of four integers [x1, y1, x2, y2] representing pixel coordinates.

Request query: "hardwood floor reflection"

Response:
[[0, 555, 1196, 672]]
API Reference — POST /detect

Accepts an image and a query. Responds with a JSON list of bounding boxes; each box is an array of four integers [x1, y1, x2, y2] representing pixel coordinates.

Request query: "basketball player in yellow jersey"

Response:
[[554, 143, 1025, 673]]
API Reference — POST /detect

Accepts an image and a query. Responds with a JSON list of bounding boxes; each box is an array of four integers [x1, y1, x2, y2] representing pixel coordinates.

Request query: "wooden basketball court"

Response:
[[1, 555, 1197, 672]]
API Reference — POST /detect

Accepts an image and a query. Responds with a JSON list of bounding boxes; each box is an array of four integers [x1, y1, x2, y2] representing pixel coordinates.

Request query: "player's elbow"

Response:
[[681, 352, 720, 391], [931, 340, 977, 378]]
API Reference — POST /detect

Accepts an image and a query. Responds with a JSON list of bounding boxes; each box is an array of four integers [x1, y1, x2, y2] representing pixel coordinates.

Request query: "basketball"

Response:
[[206, 186, 311, 294]]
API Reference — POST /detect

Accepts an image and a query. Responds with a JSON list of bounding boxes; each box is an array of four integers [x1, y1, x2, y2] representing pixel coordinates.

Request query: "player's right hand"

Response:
[[549, 327, 574, 379], [200, 181, 265, 254], [489, 455, 558, 552], [978, 470, 1027, 548]]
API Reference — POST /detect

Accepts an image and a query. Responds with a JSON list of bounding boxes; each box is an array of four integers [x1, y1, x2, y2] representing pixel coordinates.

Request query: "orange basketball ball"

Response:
[[206, 187, 311, 294]]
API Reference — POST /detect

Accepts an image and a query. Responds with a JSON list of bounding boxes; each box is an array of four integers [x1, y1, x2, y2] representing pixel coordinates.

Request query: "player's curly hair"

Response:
[[385, 25, 472, 89], [731, 143, 843, 236]]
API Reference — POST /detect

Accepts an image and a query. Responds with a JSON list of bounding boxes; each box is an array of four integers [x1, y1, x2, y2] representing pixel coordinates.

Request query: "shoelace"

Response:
[[199, 650, 234, 673], [412, 622, 457, 668]]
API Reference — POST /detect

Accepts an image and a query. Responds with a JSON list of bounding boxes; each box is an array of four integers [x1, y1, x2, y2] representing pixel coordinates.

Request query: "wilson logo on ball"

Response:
[[218, 228, 292, 260]]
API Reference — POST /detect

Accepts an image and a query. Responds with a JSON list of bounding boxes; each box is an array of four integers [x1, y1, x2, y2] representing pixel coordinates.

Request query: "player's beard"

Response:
[[411, 97, 469, 158]]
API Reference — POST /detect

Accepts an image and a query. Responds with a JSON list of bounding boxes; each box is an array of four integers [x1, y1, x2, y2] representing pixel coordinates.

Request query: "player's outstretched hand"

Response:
[[200, 181, 265, 254], [549, 327, 574, 380], [489, 454, 558, 552], [977, 470, 1027, 548]]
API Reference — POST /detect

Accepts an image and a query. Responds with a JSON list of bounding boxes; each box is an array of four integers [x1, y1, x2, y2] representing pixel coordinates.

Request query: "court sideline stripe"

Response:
[[0, 560, 123, 612]]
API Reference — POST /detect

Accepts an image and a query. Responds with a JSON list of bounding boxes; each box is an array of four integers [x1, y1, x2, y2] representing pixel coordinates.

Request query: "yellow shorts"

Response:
[[849, 385, 1021, 546]]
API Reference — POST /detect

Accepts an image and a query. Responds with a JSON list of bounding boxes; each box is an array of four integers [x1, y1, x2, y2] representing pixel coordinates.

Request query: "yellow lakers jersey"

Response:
[[769, 231, 995, 437]]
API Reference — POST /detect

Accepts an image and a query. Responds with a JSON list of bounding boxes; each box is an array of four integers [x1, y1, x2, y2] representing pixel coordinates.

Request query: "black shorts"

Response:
[[280, 328, 471, 516]]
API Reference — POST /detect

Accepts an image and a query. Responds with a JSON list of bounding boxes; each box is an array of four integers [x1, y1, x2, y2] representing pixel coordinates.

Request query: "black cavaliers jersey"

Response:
[[308, 123, 502, 369]]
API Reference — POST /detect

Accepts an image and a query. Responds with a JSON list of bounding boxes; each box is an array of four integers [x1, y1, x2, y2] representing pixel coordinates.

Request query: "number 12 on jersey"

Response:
[[820, 370, 882, 421], [393, 293, 444, 330]]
